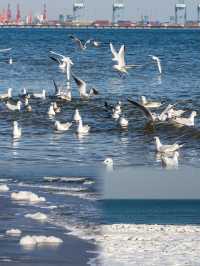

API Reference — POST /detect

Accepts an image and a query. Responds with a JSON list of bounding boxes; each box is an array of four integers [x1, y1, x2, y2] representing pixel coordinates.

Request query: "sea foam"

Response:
[[25, 212, 48, 221], [19, 235, 63, 246], [11, 191, 46, 203], [0, 184, 9, 192], [6, 229, 22, 236]]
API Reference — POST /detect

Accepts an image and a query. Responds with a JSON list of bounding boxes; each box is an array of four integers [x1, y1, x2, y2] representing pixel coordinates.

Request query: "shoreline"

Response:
[[0, 25, 200, 30]]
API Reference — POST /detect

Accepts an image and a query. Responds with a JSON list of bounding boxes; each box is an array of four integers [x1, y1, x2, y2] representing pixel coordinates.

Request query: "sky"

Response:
[[0, 0, 199, 21]]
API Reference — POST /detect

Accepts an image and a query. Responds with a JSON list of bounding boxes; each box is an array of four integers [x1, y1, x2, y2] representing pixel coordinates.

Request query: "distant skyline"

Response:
[[0, 0, 200, 21]]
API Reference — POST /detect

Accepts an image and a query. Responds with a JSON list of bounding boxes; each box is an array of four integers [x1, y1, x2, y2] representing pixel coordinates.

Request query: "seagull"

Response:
[[20, 88, 30, 99], [9, 58, 13, 65], [154, 136, 183, 154], [6, 100, 21, 111], [161, 151, 179, 169], [0, 88, 12, 100], [54, 121, 72, 132], [53, 102, 61, 113], [92, 40, 101, 47], [50, 51, 73, 81], [48, 103, 56, 116], [110, 43, 139, 74], [140, 96, 162, 108], [128, 99, 175, 123], [73, 109, 81, 123], [167, 108, 186, 119], [118, 116, 129, 128], [72, 74, 99, 100], [76, 118, 90, 134], [53, 80, 72, 101], [32, 89, 46, 100], [103, 157, 113, 166], [69, 35, 91, 50], [149, 55, 162, 74], [13, 121, 22, 139], [171, 111, 197, 127], [24, 97, 32, 112]]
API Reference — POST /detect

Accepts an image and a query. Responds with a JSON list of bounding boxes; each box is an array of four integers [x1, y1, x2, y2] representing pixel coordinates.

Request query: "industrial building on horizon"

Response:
[[1, 1, 200, 28]]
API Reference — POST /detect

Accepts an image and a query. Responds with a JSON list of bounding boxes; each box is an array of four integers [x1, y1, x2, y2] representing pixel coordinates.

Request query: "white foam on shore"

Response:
[[18, 182, 86, 192], [94, 224, 200, 266], [25, 212, 48, 221], [43, 176, 88, 183], [11, 191, 46, 203], [6, 229, 22, 236], [19, 235, 63, 247], [0, 184, 9, 192]]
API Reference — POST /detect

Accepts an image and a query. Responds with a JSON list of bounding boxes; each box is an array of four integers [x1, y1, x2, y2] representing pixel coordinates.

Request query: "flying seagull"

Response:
[[72, 74, 99, 100], [149, 55, 162, 74], [69, 35, 91, 50]]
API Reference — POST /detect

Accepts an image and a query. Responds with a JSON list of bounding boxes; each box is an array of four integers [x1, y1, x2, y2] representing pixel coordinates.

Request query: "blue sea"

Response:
[[0, 28, 200, 265]]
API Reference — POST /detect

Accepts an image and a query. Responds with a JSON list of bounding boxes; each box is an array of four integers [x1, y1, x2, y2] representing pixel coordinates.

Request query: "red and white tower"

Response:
[[7, 4, 12, 22], [16, 4, 21, 24], [43, 3, 47, 22]]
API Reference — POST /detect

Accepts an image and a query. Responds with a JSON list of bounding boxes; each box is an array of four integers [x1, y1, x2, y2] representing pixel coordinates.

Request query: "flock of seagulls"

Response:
[[0, 34, 198, 170]]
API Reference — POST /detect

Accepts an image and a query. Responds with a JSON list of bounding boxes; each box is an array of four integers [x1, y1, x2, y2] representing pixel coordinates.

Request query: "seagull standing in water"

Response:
[[154, 136, 183, 154], [54, 121, 72, 132], [171, 111, 197, 127], [50, 51, 73, 81], [72, 74, 99, 100], [73, 109, 81, 123], [76, 118, 90, 134], [0, 88, 12, 100], [149, 55, 162, 74]]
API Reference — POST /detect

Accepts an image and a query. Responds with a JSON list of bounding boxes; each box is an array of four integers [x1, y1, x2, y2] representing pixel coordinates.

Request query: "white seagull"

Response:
[[0, 48, 12, 53], [0, 88, 12, 100], [69, 35, 91, 50], [73, 109, 81, 123], [76, 118, 90, 134], [149, 55, 162, 74], [171, 111, 197, 127], [13, 121, 22, 139], [6, 100, 21, 111], [72, 74, 99, 100], [110, 43, 138, 74], [53, 80, 72, 101], [154, 136, 183, 154], [50, 51, 73, 81], [48, 103, 56, 116], [54, 121, 72, 132]]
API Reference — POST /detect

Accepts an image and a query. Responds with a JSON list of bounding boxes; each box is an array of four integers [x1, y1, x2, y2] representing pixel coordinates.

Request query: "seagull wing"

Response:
[[72, 74, 87, 94], [70, 35, 84, 49], [50, 51, 66, 59], [118, 45, 126, 67], [156, 58, 162, 74], [128, 98, 154, 122], [49, 56, 62, 65], [0, 48, 12, 52], [110, 43, 119, 61], [53, 80, 60, 95], [84, 39, 91, 49]]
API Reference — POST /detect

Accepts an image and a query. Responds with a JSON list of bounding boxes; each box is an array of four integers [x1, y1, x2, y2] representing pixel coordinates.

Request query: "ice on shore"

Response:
[[25, 212, 47, 221], [0, 184, 9, 192], [19, 235, 63, 247], [95, 224, 200, 266], [11, 191, 46, 203], [6, 229, 22, 236]]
